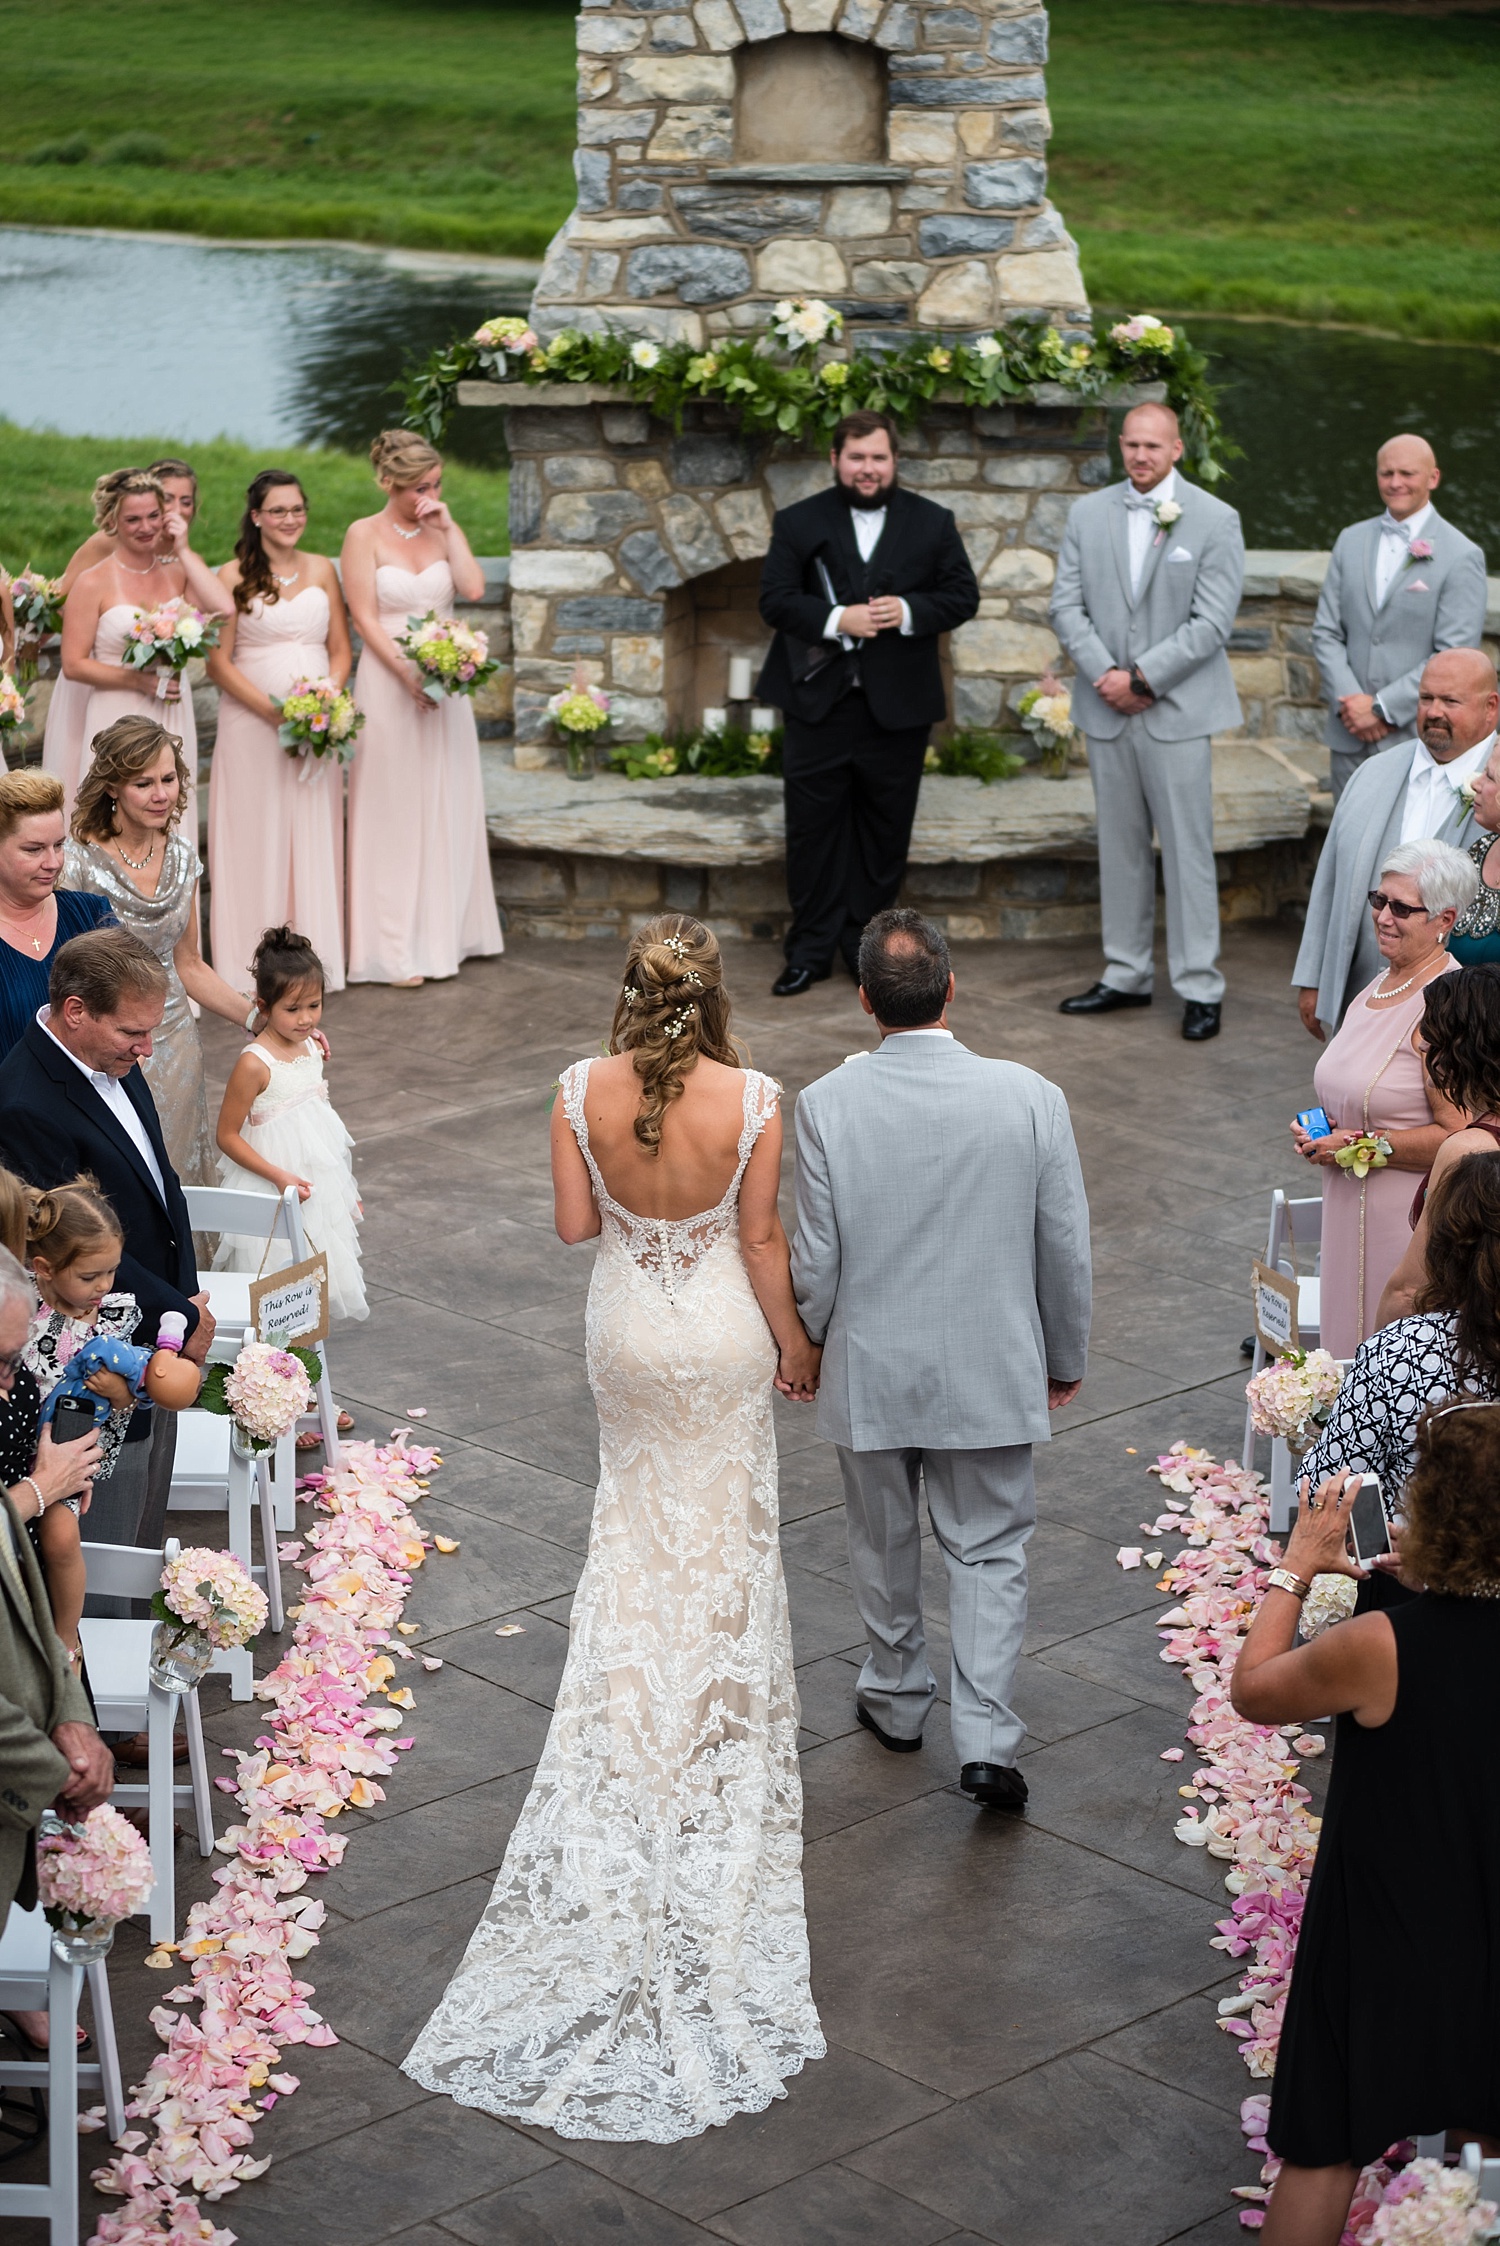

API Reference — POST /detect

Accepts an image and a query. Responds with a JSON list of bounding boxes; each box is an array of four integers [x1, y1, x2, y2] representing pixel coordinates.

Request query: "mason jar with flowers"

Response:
[[150, 1544, 270, 1689], [36, 1802, 155, 1963], [547, 680, 611, 777], [1016, 672, 1079, 779]]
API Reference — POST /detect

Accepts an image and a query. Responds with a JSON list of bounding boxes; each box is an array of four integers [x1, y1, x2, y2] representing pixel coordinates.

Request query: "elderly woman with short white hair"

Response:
[[1291, 838, 1478, 1354]]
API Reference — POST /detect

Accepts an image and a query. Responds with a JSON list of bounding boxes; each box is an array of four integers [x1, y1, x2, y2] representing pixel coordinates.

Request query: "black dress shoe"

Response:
[[1182, 1001, 1221, 1042], [856, 1703, 923, 1754], [960, 1761, 1029, 1812], [771, 964, 829, 998], [1058, 982, 1152, 1017]]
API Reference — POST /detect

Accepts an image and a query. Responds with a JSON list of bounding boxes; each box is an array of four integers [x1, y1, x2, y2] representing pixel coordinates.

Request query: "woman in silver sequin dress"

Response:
[[59, 714, 255, 1182]]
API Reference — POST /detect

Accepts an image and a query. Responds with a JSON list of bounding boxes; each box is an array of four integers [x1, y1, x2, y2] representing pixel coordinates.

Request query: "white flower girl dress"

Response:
[[212, 1039, 367, 1322]]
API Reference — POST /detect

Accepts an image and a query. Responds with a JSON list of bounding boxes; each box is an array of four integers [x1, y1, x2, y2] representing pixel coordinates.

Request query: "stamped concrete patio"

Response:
[[27, 918, 1320, 2245]]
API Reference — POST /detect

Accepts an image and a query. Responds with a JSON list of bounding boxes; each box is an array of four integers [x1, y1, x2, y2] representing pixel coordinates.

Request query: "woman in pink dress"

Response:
[[59, 473, 225, 845], [45, 462, 205, 814], [1291, 841, 1475, 1355], [206, 472, 352, 989], [341, 430, 503, 987]]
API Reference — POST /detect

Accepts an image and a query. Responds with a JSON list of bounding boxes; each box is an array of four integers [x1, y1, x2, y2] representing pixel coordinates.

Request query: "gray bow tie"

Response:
[[1379, 514, 1413, 542], [1124, 488, 1161, 512]]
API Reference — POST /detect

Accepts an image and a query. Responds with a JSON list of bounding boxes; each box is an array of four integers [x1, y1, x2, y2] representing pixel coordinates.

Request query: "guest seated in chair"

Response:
[[1232, 1418, 1500, 2246]]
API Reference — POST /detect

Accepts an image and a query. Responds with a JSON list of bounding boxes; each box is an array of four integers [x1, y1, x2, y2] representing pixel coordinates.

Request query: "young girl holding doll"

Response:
[[213, 926, 367, 1333], [23, 1180, 139, 1658]]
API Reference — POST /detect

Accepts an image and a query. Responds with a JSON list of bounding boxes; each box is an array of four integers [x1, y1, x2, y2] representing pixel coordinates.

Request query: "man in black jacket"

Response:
[[757, 410, 979, 996], [0, 927, 215, 1564]]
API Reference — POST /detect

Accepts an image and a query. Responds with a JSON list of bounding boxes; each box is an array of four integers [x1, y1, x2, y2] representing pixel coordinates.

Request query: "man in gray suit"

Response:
[[1050, 402, 1245, 1041], [790, 909, 1091, 1814], [1294, 648, 1497, 1037], [1313, 434, 1488, 801]]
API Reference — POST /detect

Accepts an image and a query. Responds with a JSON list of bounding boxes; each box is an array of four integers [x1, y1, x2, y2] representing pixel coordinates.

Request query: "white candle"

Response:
[[727, 655, 753, 701], [702, 706, 728, 733], [750, 707, 777, 731]]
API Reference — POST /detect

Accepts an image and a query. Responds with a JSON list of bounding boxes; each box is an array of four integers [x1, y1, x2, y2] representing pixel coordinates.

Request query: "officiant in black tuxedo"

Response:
[[757, 411, 979, 997]]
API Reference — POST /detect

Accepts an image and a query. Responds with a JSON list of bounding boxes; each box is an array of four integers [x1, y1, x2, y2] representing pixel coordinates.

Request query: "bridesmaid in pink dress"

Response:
[[341, 430, 503, 986], [206, 472, 353, 989], [46, 462, 205, 814], [59, 473, 225, 846], [1291, 851, 1469, 1354]]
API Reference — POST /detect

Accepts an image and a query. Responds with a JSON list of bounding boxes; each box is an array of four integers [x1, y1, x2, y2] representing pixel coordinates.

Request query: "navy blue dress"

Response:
[[0, 890, 114, 1060]]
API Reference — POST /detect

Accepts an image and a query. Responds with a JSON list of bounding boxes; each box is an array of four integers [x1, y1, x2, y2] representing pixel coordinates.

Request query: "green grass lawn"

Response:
[[3, 0, 1496, 338], [0, 423, 509, 577]]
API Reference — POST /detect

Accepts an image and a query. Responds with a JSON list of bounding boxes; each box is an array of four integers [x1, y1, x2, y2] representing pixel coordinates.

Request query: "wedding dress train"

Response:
[[403, 1059, 824, 2141]]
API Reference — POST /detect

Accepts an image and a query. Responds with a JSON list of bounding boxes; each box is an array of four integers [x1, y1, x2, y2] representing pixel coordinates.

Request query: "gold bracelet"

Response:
[[1265, 1566, 1311, 1600]]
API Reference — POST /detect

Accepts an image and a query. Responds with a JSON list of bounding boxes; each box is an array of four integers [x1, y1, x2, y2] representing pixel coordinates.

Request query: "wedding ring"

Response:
[[1307, 1496, 1320, 1510]]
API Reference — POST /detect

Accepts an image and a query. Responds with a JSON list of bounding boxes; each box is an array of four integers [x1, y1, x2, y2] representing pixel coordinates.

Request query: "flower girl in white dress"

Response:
[[212, 925, 367, 1324], [404, 915, 825, 2142]]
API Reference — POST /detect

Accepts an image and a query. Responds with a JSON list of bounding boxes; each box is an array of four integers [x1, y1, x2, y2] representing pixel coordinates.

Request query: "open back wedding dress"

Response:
[[402, 1058, 824, 2141]]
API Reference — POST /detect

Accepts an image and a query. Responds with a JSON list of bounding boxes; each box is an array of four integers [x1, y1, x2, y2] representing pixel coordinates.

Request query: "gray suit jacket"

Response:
[[791, 1034, 1091, 1452], [1050, 479, 1245, 741], [1291, 736, 1476, 1031], [1311, 508, 1488, 753]]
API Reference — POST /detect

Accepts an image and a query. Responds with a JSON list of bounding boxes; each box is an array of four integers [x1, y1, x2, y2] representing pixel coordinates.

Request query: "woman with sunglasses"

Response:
[[205, 471, 352, 990], [1290, 839, 1476, 1354]]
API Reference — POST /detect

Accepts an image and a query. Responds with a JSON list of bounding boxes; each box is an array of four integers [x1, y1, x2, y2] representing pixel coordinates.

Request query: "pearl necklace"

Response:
[[0, 898, 54, 955], [1370, 956, 1445, 1003], [112, 833, 159, 871]]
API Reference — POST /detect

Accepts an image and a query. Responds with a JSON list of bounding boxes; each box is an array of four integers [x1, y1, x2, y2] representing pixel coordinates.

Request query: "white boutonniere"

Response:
[[1154, 496, 1183, 532], [1457, 778, 1479, 815]]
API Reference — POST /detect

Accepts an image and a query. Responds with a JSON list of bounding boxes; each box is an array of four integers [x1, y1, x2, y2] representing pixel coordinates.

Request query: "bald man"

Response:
[[1312, 434, 1487, 800], [1050, 402, 1245, 1040]]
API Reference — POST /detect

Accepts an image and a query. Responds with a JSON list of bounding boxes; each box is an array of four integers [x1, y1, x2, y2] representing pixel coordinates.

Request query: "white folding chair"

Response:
[[0, 1902, 127, 2242], [78, 1539, 216, 1944], [166, 1332, 284, 1699], [183, 1183, 342, 1464], [1243, 1189, 1324, 1472]]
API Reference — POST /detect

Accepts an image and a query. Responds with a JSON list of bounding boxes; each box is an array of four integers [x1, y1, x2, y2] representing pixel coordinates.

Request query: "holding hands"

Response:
[[774, 1334, 822, 1402]]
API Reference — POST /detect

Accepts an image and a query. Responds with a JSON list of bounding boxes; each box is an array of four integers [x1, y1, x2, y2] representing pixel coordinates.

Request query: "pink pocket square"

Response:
[[1406, 578, 1432, 593]]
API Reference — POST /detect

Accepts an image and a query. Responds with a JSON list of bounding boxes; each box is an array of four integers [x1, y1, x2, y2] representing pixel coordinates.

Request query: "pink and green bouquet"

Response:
[[1245, 1346, 1343, 1446], [396, 610, 498, 702], [10, 567, 63, 681], [0, 672, 27, 742], [152, 1545, 269, 1652], [37, 1803, 154, 1937], [121, 596, 220, 677], [472, 314, 540, 373], [273, 676, 364, 766], [1017, 672, 1078, 777], [201, 1339, 321, 1453]]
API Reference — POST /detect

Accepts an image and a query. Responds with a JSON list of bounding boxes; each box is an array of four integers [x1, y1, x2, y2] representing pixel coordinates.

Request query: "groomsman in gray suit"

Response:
[[1050, 403, 1246, 1041], [1293, 648, 1497, 1038], [1313, 434, 1487, 802], [790, 909, 1091, 1814]]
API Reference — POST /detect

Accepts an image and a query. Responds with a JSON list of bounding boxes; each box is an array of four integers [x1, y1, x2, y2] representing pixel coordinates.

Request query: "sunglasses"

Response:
[[1367, 890, 1433, 922]]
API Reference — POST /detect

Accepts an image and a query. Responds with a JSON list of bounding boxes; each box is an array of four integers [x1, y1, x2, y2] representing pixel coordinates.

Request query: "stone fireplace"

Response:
[[458, 0, 1145, 766]]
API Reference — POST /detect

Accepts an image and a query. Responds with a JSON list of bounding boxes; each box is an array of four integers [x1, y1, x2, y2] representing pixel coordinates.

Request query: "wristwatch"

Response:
[[1128, 666, 1156, 703], [1265, 1567, 1310, 1600]]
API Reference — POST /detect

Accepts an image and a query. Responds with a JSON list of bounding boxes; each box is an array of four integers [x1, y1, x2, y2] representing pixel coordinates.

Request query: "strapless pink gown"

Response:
[[41, 675, 91, 809], [346, 560, 502, 983], [208, 588, 346, 991], [80, 604, 201, 845]]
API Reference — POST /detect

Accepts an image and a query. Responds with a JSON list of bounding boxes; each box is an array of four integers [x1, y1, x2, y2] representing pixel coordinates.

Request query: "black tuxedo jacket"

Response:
[[0, 1021, 200, 1348], [756, 484, 979, 730]]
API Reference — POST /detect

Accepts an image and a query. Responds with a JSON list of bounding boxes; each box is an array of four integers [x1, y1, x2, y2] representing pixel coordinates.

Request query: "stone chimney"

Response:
[[534, 0, 1090, 344]]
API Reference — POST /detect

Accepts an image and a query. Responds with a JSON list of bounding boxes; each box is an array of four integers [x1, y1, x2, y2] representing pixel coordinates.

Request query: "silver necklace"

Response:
[[273, 569, 301, 587], [112, 832, 159, 871], [118, 556, 164, 579], [389, 520, 422, 542]]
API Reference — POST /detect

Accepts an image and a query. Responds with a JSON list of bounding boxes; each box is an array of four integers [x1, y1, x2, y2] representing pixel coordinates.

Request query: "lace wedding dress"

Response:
[[403, 1059, 824, 2141]]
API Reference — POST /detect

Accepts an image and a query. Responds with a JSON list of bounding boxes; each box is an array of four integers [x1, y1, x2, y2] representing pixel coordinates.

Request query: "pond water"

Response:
[[2, 226, 1495, 556]]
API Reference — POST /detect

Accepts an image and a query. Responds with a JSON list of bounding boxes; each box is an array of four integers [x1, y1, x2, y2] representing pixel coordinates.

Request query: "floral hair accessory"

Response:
[[662, 934, 690, 959], [623, 985, 639, 1006], [663, 1005, 695, 1039]]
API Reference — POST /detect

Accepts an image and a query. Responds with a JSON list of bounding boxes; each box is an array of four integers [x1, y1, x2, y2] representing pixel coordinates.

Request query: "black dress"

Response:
[[1269, 1595, 1500, 2167]]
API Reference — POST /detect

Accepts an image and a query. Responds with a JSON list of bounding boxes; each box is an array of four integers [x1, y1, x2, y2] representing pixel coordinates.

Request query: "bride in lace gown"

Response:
[[404, 915, 826, 2141]]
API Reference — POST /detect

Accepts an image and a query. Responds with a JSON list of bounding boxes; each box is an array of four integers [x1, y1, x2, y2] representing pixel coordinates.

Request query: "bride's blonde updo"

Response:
[[610, 914, 740, 1153]]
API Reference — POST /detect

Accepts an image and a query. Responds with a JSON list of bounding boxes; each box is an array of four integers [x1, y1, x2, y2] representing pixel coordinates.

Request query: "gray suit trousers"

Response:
[[837, 1442, 1035, 1767], [1088, 721, 1224, 1005]]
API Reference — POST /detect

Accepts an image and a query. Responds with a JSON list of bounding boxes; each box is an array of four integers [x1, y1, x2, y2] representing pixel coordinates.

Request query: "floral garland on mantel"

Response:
[[404, 302, 1236, 486], [83, 1432, 443, 2246], [1133, 1444, 1492, 2242]]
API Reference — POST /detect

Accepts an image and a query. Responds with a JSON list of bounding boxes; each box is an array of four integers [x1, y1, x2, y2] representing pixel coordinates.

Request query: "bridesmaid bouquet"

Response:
[[10, 568, 63, 681], [0, 672, 27, 743], [396, 610, 499, 702], [121, 596, 221, 680], [274, 676, 365, 768], [1017, 673, 1078, 778]]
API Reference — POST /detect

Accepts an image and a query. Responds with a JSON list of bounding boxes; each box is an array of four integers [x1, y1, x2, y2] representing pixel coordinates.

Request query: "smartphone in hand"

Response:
[[50, 1396, 99, 1445], [1349, 1473, 1392, 1565]]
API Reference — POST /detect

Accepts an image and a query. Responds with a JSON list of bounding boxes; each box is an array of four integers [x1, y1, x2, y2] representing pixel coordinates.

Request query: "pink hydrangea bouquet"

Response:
[[152, 1545, 269, 1651], [1017, 672, 1078, 777], [396, 610, 498, 702], [1348, 2157, 1498, 2244], [200, 1338, 321, 1453], [472, 314, 540, 371], [1245, 1346, 1343, 1446], [37, 1803, 154, 1937], [273, 676, 364, 766], [121, 596, 220, 678], [0, 672, 27, 743]]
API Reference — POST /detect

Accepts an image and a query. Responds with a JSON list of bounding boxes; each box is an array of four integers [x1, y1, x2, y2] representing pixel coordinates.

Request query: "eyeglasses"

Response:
[[258, 508, 307, 522], [1367, 890, 1433, 921]]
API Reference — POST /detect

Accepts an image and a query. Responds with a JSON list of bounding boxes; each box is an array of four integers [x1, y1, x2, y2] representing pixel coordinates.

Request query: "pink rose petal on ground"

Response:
[[1160, 1748, 1184, 1761], [404, 1407, 428, 1418], [1292, 1734, 1325, 1756], [1117, 1546, 1144, 1569]]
